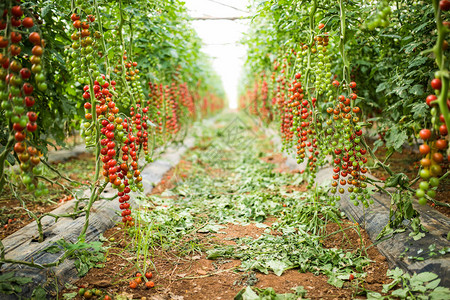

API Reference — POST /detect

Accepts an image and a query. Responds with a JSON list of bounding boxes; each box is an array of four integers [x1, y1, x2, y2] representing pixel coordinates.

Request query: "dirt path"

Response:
[[63, 114, 391, 300]]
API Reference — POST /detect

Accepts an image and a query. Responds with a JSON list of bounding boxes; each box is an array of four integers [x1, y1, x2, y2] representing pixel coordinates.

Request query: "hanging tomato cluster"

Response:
[[148, 82, 164, 135], [416, 78, 449, 205], [179, 82, 195, 118], [0, 3, 48, 196], [324, 81, 370, 206], [165, 83, 180, 136]]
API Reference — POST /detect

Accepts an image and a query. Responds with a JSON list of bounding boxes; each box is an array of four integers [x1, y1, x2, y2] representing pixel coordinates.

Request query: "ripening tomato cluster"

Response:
[[89, 76, 139, 225], [165, 83, 180, 135], [239, 75, 271, 122], [0, 3, 48, 196], [416, 78, 449, 205], [287, 73, 320, 169], [112, 52, 146, 107], [67, 11, 101, 85], [324, 81, 370, 206], [179, 82, 196, 118], [148, 82, 165, 135], [260, 77, 271, 121]]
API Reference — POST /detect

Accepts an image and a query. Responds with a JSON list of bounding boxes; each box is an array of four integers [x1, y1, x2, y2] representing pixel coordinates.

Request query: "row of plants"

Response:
[[239, 0, 449, 232], [0, 0, 224, 278]]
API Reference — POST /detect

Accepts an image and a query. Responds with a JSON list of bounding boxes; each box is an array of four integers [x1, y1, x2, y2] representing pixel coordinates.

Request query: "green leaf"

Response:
[[429, 286, 450, 299], [426, 279, 441, 290], [366, 291, 384, 300], [43, 244, 63, 254], [197, 224, 225, 233], [292, 286, 307, 297], [385, 129, 408, 151], [414, 272, 438, 283], [234, 286, 259, 300], [0, 272, 15, 281], [13, 277, 33, 285], [376, 82, 389, 93], [391, 288, 407, 298], [412, 102, 429, 119], [62, 292, 78, 300], [267, 260, 290, 276], [409, 84, 424, 96], [327, 275, 344, 288], [408, 57, 428, 69], [31, 286, 47, 300]]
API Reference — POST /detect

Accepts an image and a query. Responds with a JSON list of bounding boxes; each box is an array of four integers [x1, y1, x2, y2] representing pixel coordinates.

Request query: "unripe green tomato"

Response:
[[19, 118, 27, 128], [11, 115, 20, 123], [35, 73, 46, 83], [22, 175, 32, 185], [419, 169, 431, 180], [27, 183, 36, 191], [15, 106, 25, 114], [13, 97, 23, 105], [416, 189, 425, 198], [430, 164, 442, 176], [418, 197, 427, 205], [32, 64, 43, 73], [429, 177, 439, 187], [10, 86, 21, 96], [0, 91, 8, 100], [32, 166, 42, 175], [38, 82, 48, 91], [427, 189, 436, 198], [419, 181, 429, 190]]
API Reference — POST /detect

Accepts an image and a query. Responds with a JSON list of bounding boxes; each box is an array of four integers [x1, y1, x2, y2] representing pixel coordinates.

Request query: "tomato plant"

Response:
[[0, 0, 225, 271], [239, 0, 449, 232]]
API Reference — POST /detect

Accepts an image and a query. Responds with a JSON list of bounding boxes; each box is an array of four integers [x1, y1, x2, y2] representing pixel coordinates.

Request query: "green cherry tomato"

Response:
[[418, 197, 427, 205], [37, 82, 48, 91], [419, 181, 429, 190], [419, 169, 431, 180], [35, 73, 46, 83], [429, 177, 440, 187], [427, 189, 437, 198], [415, 189, 425, 198]]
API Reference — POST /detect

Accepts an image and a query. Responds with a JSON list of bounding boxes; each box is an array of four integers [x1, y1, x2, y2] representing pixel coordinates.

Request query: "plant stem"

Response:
[[432, 0, 450, 132], [0, 136, 14, 191]]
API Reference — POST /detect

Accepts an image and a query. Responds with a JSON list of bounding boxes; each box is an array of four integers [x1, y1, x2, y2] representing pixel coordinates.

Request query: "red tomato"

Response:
[[419, 144, 431, 155], [22, 17, 34, 28], [10, 32, 22, 43], [0, 36, 8, 48], [431, 78, 442, 90], [440, 0, 450, 11], [419, 129, 431, 140], [71, 13, 80, 21], [11, 6, 23, 17], [28, 32, 41, 45], [439, 124, 448, 136], [436, 139, 448, 150], [432, 152, 444, 163]]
